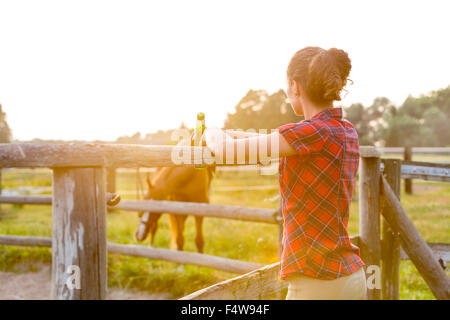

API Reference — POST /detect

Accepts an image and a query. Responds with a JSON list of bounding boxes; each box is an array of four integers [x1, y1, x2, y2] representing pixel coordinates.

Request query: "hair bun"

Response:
[[324, 48, 352, 101], [327, 48, 351, 73], [327, 48, 347, 58], [287, 46, 352, 105]]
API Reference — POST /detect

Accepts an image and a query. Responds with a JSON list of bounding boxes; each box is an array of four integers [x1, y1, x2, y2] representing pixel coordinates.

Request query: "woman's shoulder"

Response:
[[279, 118, 331, 134]]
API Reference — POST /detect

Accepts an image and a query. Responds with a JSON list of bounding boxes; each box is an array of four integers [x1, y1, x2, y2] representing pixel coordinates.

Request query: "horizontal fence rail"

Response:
[[368, 161, 450, 182], [400, 161, 450, 182], [0, 193, 119, 205], [0, 195, 51, 205], [0, 235, 261, 274], [115, 185, 280, 194], [379, 147, 450, 155], [117, 200, 278, 224], [0, 143, 210, 168], [180, 262, 286, 300], [398, 242, 450, 264], [2, 195, 448, 264], [0, 143, 380, 168], [0, 195, 278, 224]]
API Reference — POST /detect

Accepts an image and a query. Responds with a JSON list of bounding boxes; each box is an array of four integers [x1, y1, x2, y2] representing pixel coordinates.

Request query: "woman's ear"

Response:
[[293, 80, 301, 97]]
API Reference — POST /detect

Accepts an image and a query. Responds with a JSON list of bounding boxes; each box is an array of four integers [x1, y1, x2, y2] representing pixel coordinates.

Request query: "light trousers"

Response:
[[285, 267, 367, 300]]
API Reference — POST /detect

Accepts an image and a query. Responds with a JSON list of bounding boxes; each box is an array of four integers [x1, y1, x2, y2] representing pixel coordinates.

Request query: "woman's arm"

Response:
[[204, 128, 297, 164], [222, 129, 261, 139]]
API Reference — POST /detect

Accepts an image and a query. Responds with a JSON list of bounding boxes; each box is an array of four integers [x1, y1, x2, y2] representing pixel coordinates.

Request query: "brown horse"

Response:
[[135, 165, 214, 253]]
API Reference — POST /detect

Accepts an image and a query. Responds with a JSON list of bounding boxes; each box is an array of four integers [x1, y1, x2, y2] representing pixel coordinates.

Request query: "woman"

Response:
[[203, 46, 367, 300]]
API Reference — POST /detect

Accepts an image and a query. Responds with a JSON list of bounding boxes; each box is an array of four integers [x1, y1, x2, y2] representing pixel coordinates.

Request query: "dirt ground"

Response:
[[0, 265, 171, 300]]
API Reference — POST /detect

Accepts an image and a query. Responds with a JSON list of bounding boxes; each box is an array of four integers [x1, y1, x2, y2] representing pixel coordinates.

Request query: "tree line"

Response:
[[0, 104, 12, 143], [224, 86, 450, 147], [1, 86, 449, 147]]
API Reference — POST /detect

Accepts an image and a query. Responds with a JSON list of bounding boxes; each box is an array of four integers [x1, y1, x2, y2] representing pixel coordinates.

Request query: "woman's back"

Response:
[[278, 107, 364, 280]]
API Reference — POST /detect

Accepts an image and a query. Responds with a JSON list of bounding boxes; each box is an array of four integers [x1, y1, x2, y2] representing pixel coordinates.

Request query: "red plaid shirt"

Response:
[[277, 107, 365, 280]]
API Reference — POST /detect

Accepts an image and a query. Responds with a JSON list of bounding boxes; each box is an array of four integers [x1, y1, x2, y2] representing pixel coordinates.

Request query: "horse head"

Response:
[[135, 170, 165, 244]]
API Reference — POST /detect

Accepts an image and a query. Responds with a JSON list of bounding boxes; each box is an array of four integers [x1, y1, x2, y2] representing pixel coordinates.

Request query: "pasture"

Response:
[[0, 153, 449, 299]]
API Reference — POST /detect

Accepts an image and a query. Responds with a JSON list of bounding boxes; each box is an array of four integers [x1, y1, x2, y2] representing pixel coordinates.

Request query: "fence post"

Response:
[[359, 150, 381, 300], [404, 147, 412, 194], [51, 167, 107, 300], [106, 168, 117, 213], [380, 175, 450, 299], [106, 167, 116, 193], [381, 159, 401, 300]]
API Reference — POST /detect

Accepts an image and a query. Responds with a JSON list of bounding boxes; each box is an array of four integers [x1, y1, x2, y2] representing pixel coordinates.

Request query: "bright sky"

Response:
[[0, 0, 449, 141]]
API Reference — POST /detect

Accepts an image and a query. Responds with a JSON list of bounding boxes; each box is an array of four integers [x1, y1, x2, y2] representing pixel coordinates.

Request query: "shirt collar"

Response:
[[311, 107, 343, 120]]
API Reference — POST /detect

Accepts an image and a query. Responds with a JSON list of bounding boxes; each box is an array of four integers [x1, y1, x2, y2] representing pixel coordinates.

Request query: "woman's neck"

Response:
[[302, 99, 332, 120]]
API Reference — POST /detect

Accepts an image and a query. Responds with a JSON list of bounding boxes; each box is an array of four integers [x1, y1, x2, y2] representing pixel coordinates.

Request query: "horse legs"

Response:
[[194, 216, 204, 253], [168, 214, 178, 250], [168, 214, 187, 251], [176, 215, 188, 251]]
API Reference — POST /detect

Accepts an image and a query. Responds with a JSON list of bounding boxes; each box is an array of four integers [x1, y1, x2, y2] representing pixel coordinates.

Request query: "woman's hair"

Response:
[[287, 46, 352, 106]]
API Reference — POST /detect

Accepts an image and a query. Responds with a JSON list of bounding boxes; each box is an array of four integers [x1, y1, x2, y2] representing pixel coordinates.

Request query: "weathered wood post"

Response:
[[106, 167, 116, 193], [106, 167, 117, 213], [51, 167, 107, 300], [404, 147, 412, 194], [381, 159, 401, 300], [359, 147, 381, 300], [380, 175, 450, 300]]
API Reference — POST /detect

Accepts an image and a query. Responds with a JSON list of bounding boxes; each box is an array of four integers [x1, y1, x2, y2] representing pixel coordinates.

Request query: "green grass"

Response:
[[0, 167, 448, 299]]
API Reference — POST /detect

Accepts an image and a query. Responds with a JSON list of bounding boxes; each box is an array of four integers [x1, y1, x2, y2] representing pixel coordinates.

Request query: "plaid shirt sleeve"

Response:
[[278, 121, 328, 156]]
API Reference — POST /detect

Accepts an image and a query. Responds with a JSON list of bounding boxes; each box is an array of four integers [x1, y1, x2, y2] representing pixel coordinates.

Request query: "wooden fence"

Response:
[[0, 143, 281, 299], [380, 146, 450, 194], [379, 147, 450, 155], [0, 143, 449, 300], [179, 150, 450, 300]]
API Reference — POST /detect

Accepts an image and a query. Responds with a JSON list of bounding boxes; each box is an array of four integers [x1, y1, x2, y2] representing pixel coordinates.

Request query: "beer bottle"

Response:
[[193, 112, 205, 169]]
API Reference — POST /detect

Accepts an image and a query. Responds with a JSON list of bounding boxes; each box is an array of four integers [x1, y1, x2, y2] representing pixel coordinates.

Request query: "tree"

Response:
[[345, 103, 372, 145], [115, 131, 142, 144], [382, 113, 424, 147], [399, 87, 450, 120], [224, 89, 300, 131], [385, 86, 450, 147], [344, 97, 392, 145], [423, 107, 450, 146], [224, 89, 267, 130], [0, 104, 12, 143]]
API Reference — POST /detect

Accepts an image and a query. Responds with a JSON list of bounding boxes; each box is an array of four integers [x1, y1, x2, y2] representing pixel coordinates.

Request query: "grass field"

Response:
[[0, 157, 449, 299]]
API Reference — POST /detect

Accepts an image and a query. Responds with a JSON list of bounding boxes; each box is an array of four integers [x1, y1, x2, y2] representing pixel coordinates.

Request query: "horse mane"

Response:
[[147, 137, 216, 192]]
